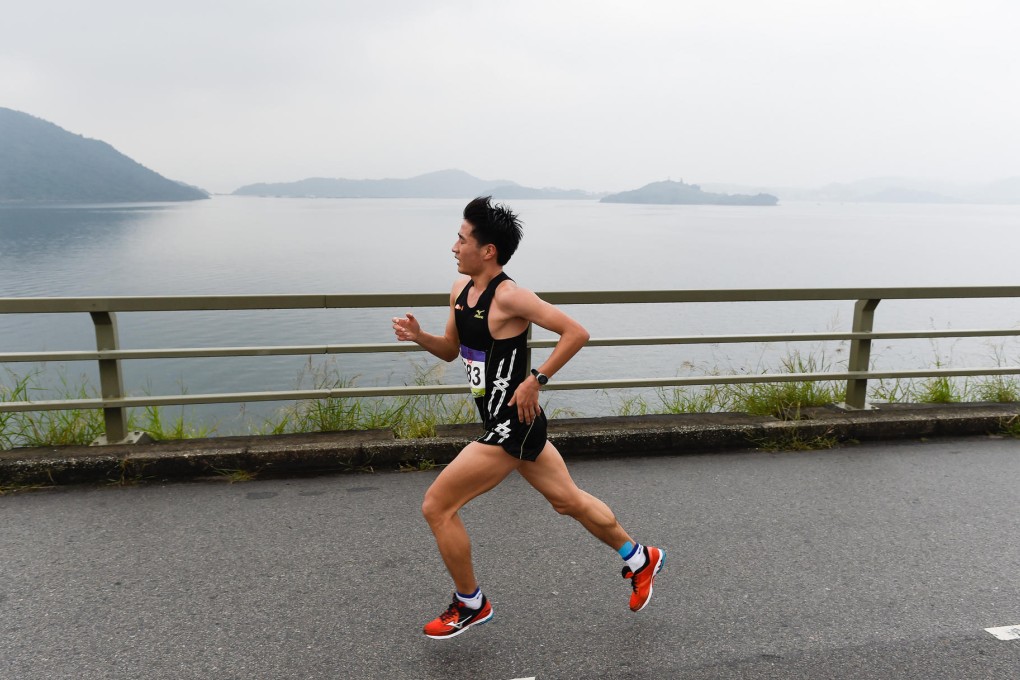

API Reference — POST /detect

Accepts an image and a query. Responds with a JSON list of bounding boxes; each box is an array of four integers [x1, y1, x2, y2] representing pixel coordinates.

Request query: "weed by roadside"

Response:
[[998, 415, 1020, 438], [259, 359, 475, 439], [610, 392, 650, 417], [725, 352, 845, 420], [607, 345, 1020, 418], [398, 458, 440, 472], [610, 350, 844, 420], [751, 426, 842, 452], [912, 357, 964, 403], [973, 376, 1020, 403], [2, 368, 105, 446], [0, 482, 53, 496], [657, 385, 724, 414], [107, 458, 152, 486], [4, 346, 1019, 448], [136, 404, 217, 440], [209, 466, 258, 483]]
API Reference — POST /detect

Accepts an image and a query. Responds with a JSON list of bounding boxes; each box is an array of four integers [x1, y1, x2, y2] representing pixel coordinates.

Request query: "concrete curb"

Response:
[[2, 403, 1018, 488]]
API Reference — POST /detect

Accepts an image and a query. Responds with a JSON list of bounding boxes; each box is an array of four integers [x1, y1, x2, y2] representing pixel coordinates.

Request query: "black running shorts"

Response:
[[476, 411, 548, 462]]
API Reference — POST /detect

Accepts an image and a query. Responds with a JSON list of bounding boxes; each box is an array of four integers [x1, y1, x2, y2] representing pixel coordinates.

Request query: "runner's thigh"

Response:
[[425, 441, 521, 512]]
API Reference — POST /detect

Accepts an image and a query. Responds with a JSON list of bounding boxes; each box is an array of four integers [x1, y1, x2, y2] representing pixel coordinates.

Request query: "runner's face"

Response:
[[452, 221, 492, 274]]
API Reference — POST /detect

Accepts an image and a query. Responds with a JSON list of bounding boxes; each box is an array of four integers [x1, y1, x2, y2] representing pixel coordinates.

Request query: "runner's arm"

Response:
[[502, 286, 590, 423], [392, 281, 463, 362]]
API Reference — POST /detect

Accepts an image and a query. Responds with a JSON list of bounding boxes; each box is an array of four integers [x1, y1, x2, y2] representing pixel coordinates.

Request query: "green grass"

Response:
[[871, 374, 1017, 405], [137, 404, 217, 440], [0, 370, 28, 450], [609, 347, 1020, 419], [870, 377, 911, 403], [752, 428, 842, 452], [973, 376, 1020, 403], [394, 362, 476, 438], [884, 347, 1019, 405], [398, 458, 439, 472], [723, 352, 845, 420], [656, 385, 724, 414], [4, 349, 1020, 449], [1, 368, 105, 447], [611, 351, 845, 421], [0, 359, 478, 449], [611, 392, 650, 417], [208, 466, 258, 483], [911, 358, 962, 403], [999, 415, 1020, 438], [262, 359, 476, 439]]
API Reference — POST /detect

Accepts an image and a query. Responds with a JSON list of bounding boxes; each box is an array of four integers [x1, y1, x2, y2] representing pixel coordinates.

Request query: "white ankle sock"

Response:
[[455, 588, 483, 610], [625, 544, 647, 572]]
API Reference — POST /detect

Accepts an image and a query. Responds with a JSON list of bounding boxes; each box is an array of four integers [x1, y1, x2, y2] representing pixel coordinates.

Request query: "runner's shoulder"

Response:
[[450, 276, 471, 301], [493, 279, 540, 311]]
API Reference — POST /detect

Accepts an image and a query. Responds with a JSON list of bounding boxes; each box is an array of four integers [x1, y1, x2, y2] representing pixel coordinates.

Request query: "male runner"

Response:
[[392, 196, 664, 639]]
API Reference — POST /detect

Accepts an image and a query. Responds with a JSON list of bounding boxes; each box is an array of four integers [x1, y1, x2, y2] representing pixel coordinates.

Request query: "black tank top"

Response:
[[454, 272, 532, 427]]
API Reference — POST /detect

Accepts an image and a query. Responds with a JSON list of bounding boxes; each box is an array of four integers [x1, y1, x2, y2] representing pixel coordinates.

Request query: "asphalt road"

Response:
[[2, 437, 1019, 679]]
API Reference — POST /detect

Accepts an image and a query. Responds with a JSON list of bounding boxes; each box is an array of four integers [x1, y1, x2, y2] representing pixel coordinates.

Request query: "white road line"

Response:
[[508, 677, 536, 680], [985, 624, 1020, 641]]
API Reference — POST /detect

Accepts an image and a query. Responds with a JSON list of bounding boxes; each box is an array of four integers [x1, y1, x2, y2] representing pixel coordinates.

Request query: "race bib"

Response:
[[460, 345, 486, 398]]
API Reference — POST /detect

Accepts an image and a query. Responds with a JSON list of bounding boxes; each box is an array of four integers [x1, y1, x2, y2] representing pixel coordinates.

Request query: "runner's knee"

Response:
[[548, 491, 585, 517], [421, 494, 440, 524], [421, 489, 454, 525]]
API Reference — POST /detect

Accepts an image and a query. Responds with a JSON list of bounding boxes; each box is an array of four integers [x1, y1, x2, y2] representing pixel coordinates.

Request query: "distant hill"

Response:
[[601, 180, 778, 206], [970, 177, 1020, 204], [232, 169, 598, 200], [0, 107, 207, 202], [702, 177, 1020, 204], [808, 177, 1020, 204]]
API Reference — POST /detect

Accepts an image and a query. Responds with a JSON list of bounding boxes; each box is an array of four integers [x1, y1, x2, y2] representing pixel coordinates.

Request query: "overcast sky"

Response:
[[3, 0, 1018, 194]]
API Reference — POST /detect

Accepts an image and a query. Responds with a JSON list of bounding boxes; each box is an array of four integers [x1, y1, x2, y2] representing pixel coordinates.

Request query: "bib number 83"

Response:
[[460, 345, 487, 398]]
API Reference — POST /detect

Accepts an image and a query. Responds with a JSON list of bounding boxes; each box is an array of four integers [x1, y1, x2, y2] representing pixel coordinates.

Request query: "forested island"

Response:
[[601, 180, 778, 206], [0, 107, 207, 203]]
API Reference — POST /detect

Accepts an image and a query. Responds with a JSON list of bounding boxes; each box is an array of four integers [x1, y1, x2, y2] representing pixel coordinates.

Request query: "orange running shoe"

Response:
[[422, 594, 494, 639], [622, 546, 665, 612]]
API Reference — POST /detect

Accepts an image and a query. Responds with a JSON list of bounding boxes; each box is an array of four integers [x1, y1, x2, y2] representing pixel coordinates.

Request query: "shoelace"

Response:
[[439, 601, 465, 623], [623, 558, 654, 589], [621, 566, 638, 592]]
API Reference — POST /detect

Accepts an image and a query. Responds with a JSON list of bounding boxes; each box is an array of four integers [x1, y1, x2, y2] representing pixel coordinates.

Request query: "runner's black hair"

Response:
[[463, 196, 523, 265]]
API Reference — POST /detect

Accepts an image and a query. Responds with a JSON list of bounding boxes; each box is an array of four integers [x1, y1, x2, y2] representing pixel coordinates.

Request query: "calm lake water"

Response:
[[2, 196, 1019, 430]]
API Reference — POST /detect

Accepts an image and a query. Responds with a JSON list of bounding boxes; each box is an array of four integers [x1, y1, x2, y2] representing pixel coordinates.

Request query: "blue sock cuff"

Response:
[[456, 588, 481, 599], [618, 541, 637, 560]]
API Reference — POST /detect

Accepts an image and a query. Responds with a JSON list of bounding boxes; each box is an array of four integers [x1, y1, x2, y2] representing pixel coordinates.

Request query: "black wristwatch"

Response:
[[531, 368, 549, 386]]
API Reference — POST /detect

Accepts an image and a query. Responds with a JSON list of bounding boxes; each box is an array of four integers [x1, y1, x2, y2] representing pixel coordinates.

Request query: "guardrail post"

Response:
[[844, 299, 881, 409], [91, 311, 128, 442]]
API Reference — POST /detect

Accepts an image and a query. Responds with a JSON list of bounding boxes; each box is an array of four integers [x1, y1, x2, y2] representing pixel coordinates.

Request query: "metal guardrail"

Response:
[[2, 287, 1020, 443]]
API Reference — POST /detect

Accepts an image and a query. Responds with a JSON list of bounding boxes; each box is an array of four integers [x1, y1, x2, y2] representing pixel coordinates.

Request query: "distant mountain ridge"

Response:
[[232, 169, 598, 199], [806, 177, 1020, 204], [0, 107, 207, 203], [601, 180, 778, 206], [701, 177, 1020, 204]]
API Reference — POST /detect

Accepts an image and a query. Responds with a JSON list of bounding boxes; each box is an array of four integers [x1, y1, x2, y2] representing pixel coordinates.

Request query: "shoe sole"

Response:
[[632, 549, 666, 613], [423, 610, 494, 640]]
